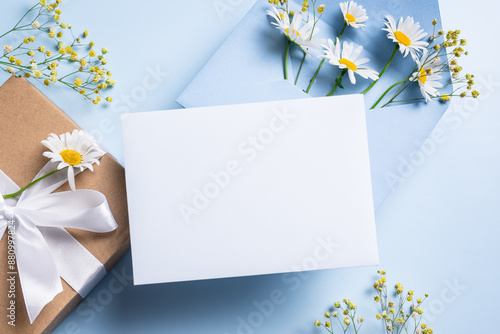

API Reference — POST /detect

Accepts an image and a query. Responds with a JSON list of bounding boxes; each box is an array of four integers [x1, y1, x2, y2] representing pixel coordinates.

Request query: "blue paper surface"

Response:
[[176, 0, 452, 209]]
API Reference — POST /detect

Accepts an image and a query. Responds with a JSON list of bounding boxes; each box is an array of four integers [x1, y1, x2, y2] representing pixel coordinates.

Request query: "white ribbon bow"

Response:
[[0, 162, 117, 323]]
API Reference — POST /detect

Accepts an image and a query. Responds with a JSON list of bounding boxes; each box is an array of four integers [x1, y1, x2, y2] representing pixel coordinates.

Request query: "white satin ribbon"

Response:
[[0, 162, 117, 323]]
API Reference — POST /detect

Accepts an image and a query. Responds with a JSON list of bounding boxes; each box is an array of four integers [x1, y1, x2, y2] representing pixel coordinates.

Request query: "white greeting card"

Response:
[[121, 95, 378, 285]]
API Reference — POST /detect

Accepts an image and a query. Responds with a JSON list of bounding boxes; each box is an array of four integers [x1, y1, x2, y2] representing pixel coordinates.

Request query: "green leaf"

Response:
[[335, 77, 344, 89]]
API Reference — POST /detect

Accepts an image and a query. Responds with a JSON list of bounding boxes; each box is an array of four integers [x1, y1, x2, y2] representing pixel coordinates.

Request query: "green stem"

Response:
[[381, 80, 413, 108], [2, 169, 61, 199], [370, 78, 409, 109], [362, 44, 399, 95], [284, 39, 290, 80], [306, 22, 347, 94], [294, 51, 307, 85], [327, 69, 346, 96]]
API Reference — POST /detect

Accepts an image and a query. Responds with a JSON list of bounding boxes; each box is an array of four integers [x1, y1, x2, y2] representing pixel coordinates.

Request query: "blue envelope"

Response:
[[177, 0, 451, 209]]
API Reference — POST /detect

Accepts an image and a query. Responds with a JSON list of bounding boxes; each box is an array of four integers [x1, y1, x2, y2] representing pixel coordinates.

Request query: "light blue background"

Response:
[[1, 0, 499, 333]]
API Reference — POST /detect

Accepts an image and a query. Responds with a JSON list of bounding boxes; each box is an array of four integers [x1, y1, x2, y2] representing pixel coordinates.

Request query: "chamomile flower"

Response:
[[339, 1, 368, 29], [42, 130, 105, 191], [410, 53, 443, 102], [267, 7, 325, 53], [321, 38, 379, 85], [383, 15, 428, 61]]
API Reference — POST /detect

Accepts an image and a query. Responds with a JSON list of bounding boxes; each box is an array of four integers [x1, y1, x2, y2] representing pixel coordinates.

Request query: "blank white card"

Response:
[[121, 95, 378, 285]]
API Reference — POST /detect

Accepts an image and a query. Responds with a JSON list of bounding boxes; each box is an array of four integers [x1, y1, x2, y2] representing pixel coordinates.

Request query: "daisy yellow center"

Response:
[[339, 58, 358, 71], [394, 31, 411, 46], [285, 28, 300, 36], [345, 13, 356, 23], [418, 68, 427, 85], [60, 149, 82, 166]]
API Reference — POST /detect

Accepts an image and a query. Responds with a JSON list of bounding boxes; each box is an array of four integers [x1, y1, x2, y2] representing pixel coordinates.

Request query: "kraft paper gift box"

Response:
[[0, 76, 130, 334]]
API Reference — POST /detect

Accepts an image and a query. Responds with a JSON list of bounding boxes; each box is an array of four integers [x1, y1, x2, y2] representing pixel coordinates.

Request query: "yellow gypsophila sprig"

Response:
[[0, 0, 115, 105]]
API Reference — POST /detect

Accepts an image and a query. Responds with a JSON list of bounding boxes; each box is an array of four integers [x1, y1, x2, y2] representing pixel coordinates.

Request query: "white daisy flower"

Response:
[[339, 1, 368, 29], [410, 53, 443, 102], [383, 15, 428, 61], [267, 7, 325, 54], [3, 45, 13, 54], [42, 130, 105, 191], [321, 38, 379, 85]]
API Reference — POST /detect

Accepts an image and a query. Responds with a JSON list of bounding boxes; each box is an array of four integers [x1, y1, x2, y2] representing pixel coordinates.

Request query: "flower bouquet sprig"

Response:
[[1, 0, 115, 105], [315, 271, 434, 334], [314, 299, 364, 334], [267, 0, 326, 83], [369, 20, 479, 109], [266, 0, 479, 108]]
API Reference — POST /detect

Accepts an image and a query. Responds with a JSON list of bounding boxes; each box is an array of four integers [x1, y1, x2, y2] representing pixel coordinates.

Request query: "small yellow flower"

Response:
[[58, 48, 66, 55], [440, 94, 451, 102], [8, 56, 15, 63], [27, 50, 35, 57], [325, 321, 331, 328], [79, 89, 86, 95], [89, 50, 96, 57], [432, 19, 437, 26], [15, 59, 22, 66], [89, 41, 95, 47], [40, 0, 47, 5], [80, 59, 87, 67], [24, 73, 31, 78], [65, 46, 73, 53], [29, 36, 36, 42], [48, 31, 56, 38], [44, 79, 50, 86], [101, 47, 108, 54], [344, 317, 351, 326], [33, 70, 43, 78], [7, 66, 15, 74], [23, 38, 30, 44], [314, 320, 321, 327], [60, 23, 67, 29], [106, 96, 112, 102], [50, 75, 57, 82], [317, 4, 325, 13], [93, 100, 99, 105], [471, 90, 479, 98], [324, 312, 330, 318], [101, 58, 108, 65], [74, 78, 83, 87], [57, 31, 63, 38], [83, 30, 88, 37]]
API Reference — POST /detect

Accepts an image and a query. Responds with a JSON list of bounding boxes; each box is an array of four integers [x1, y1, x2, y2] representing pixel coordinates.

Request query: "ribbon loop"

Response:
[[0, 163, 117, 323]]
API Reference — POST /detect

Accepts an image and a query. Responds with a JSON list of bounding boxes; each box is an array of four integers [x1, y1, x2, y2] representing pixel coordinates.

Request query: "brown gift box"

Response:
[[0, 76, 130, 333]]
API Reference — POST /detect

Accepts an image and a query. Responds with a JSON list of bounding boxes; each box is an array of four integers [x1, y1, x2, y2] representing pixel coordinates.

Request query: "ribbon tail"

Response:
[[0, 169, 20, 195], [39, 227, 106, 297], [15, 215, 63, 324]]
